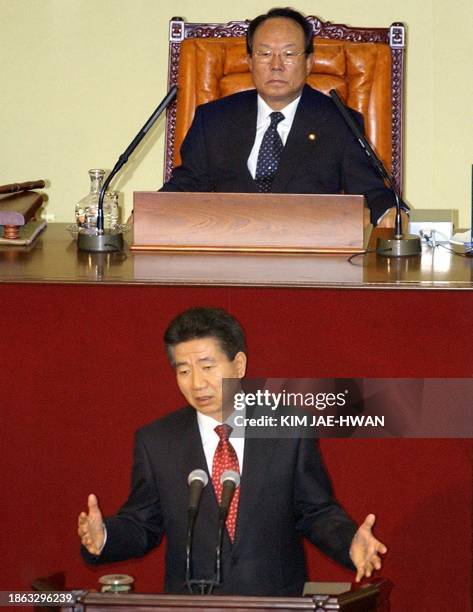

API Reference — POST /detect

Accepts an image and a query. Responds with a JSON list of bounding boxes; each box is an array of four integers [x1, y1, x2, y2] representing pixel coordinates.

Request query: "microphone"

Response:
[[218, 470, 240, 521], [78, 84, 178, 253], [187, 469, 209, 517], [213, 470, 240, 591], [329, 88, 421, 257], [185, 469, 209, 594]]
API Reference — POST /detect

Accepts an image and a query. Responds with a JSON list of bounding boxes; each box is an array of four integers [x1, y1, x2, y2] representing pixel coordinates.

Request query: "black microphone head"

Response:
[[188, 469, 209, 487], [220, 470, 240, 488]]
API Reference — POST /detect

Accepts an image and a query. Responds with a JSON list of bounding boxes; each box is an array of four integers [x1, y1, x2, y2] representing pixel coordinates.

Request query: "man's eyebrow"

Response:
[[175, 356, 216, 367], [174, 361, 189, 368], [255, 42, 298, 48]]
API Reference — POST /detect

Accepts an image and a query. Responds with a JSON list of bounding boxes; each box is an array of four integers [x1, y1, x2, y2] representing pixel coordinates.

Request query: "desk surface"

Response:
[[0, 223, 472, 289]]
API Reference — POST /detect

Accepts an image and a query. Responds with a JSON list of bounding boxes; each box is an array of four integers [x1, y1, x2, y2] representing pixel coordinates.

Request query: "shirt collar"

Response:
[[196, 411, 221, 445], [256, 94, 302, 128], [196, 408, 245, 445]]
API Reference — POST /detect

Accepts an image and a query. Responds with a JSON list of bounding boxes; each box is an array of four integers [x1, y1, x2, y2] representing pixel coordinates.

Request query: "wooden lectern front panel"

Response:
[[132, 192, 365, 254]]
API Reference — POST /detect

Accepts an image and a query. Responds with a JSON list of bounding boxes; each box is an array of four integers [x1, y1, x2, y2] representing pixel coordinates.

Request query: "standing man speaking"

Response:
[[78, 307, 386, 595], [161, 7, 400, 226]]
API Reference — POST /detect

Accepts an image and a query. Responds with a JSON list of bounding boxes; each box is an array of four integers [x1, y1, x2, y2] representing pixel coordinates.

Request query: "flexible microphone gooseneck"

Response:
[[77, 84, 178, 253], [329, 88, 421, 257], [185, 469, 208, 594], [214, 470, 240, 591]]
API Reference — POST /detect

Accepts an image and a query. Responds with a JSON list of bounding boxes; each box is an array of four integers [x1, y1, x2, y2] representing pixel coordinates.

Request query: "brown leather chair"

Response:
[[164, 15, 405, 195]]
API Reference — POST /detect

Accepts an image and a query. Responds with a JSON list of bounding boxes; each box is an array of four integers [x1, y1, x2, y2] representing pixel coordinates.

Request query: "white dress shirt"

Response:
[[247, 95, 301, 178]]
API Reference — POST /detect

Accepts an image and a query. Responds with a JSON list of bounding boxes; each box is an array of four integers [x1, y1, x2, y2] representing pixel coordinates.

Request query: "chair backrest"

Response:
[[164, 16, 406, 193]]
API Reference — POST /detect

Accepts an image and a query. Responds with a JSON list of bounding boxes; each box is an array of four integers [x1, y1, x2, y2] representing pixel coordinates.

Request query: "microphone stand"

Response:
[[185, 508, 219, 595], [213, 508, 228, 591], [186, 482, 236, 595], [78, 85, 178, 252], [185, 511, 196, 594], [185, 513, 225, 595], [185, 474, 218, 595], [329, 89, 421, 257]]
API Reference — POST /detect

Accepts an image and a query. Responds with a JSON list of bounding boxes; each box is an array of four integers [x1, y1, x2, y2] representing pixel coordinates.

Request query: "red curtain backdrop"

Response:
[[1, 284, 471, 611]]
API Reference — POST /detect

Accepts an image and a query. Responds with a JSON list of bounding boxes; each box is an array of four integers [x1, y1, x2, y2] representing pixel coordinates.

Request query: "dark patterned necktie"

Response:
[[212, 424, 240, 541], [255, 111, 285, 192]]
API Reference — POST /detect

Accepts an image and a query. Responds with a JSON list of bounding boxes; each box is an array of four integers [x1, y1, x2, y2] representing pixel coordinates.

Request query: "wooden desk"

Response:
[[0, 224, 472, 288], [0, 224, 471, 611], [69, 580, 390, 611]]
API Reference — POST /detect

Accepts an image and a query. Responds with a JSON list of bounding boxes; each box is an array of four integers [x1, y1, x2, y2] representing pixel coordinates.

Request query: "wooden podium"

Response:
[[131, 192, 366, 254], [69, 579, 391, 611]]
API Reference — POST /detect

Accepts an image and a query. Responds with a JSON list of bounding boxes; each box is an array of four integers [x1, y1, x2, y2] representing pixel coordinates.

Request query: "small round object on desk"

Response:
[[99, 574, 134, 593]]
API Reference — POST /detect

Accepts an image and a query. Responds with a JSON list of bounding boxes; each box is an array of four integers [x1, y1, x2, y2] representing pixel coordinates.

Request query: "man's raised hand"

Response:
[[349, 514, 387, 582], [77, 493, 105, 555]]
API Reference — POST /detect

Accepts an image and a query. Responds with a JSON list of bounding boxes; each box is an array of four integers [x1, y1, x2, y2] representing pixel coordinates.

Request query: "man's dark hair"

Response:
[[164, 307, 247, 365], [246, 7, 314, 55]]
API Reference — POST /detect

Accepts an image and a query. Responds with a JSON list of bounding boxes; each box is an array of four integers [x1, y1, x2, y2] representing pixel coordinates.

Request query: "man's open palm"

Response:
[[350, 514, 387, 582]]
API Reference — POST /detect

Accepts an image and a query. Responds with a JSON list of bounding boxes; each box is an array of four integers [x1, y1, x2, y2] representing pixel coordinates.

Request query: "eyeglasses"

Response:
[[253, 49, 306, 64]]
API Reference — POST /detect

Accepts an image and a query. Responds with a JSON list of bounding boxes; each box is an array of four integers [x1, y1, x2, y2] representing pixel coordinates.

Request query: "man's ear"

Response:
[[234, 351, 247, 378], [247, 54, 253, 74], [305, 53, 314, 76]]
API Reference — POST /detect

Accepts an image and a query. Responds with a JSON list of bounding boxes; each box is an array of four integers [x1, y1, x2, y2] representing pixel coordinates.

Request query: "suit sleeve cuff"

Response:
[[376, 205, 410, 225], [98, 524, 107, 553]]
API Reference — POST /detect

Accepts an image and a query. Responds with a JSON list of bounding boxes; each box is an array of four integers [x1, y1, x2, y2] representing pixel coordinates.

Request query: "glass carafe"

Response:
[[75, 169, 105, 230], [75, 170, 120, 231]]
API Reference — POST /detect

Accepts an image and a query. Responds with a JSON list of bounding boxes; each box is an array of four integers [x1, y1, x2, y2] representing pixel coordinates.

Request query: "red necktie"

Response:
[[212, 424, 240, 541]]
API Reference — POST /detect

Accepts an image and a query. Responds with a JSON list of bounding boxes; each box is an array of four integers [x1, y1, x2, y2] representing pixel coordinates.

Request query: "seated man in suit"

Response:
[[78, 306, 387, 595], [161, 7, 402, 226]]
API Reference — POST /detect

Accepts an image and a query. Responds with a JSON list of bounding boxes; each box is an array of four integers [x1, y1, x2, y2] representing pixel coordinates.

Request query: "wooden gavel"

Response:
[[0, 180, 46, 195]]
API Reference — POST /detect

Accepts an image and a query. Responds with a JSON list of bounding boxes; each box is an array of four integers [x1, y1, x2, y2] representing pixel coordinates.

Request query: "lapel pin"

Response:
[[308, 133, 317, 142]]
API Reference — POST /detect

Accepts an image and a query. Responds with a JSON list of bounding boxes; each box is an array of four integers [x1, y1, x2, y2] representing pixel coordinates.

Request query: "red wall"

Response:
[[0, 284, 471, 611]]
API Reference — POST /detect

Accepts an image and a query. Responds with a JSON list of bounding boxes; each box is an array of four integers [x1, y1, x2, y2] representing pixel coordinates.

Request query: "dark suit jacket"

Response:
[[83, 406, 357, 596], [161, 85, 396, 224]]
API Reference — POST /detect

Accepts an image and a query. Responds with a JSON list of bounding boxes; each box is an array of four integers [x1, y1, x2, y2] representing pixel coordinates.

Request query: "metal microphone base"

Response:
[[77, 230, 124, 252], [187, 579, 219, 595], [376, 234, 422, 257]]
